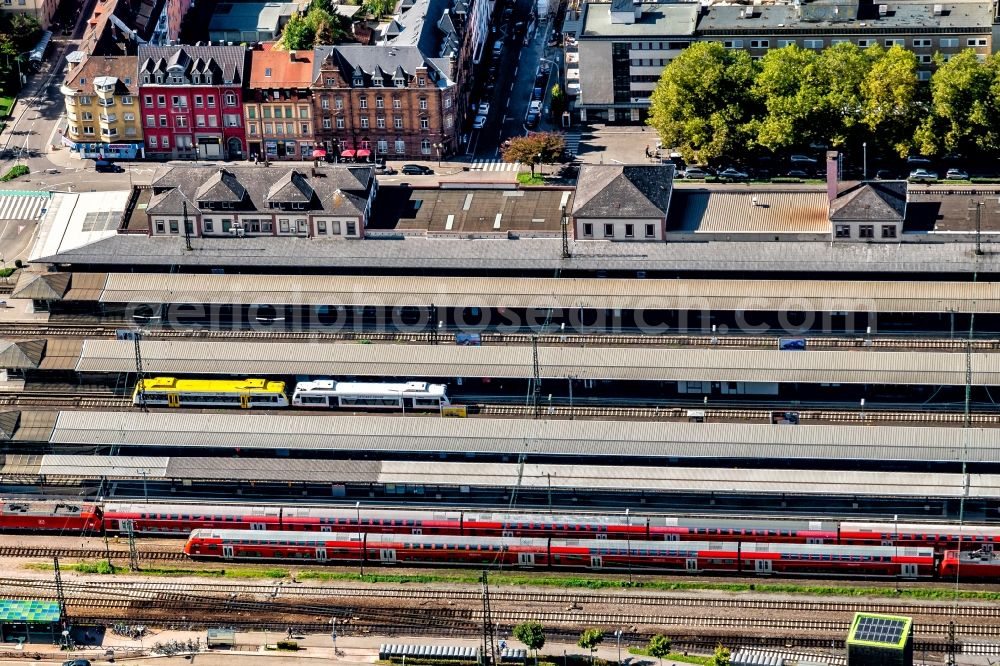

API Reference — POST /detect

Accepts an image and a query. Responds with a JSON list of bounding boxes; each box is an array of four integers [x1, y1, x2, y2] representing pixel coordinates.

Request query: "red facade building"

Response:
[[138, 45, 248, 160]]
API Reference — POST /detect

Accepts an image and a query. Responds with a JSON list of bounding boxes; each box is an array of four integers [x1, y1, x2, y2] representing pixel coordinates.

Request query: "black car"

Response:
[[94, 159, 123, 173], [525, 113, 539, 128], [63, 660, 91, 666], [401, 164, 433, 175]]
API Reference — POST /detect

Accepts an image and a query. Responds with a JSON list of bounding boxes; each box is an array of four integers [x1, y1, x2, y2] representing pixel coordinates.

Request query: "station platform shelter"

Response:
[[0, 599, 61, 644]]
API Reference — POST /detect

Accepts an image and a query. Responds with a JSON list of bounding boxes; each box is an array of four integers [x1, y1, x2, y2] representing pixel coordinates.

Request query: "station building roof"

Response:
[[45, 411, 1000, 464], [62, 272, 1000, 314], [73, 339, 1000, 385], [12, 455, 997, 499]]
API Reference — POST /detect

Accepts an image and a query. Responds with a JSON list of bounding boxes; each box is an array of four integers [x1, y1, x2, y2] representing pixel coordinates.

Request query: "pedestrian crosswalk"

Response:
[[471, 159, 521, 172], [0, 192, 50, 221], [563, 131, 581, 157]]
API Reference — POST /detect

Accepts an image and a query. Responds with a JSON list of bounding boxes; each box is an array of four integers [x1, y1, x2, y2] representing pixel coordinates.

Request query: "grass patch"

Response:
[[629, 648, 711, 665], [1, 165, 28, 182], [25, 561, 289, 579], [517, 172, 545, 185], [0, 95, 13, 118], [0, 267, 16, 278]]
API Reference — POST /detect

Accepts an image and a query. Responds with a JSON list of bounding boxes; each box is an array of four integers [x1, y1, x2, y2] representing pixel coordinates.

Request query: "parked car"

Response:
[[680, 166, 710, 179], [945, 168, 969, 180], [532, 87, 543, 100], [477, 102, 490, 116], [401, 164, 434, 175], [62, 661, 91, 666], [786, 169, 810, 178], [473, 115, 487, 129], [492, 40, 503, 56], [718, 167, 749, 181], [528, 100, 542, 115], [94, 159, 123, 173], [908, 169, 939, 182], [875, 169, 894, 180], [525, 112, 539, 128], [375, 164, 397, 175], [906, 155, 933, 167], [789, 154, 817, 165]]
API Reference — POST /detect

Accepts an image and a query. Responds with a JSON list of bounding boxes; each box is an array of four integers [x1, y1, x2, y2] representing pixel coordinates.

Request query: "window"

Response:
[[444, 97, 451, 109], [123, 112, 134, 121], [157, 95, 165, 106], [420, 117, 429, 129], [323, 118, 332, 128], [82, 111, 93, 121], [171, 95, 186, 108], [360, 117, 369, 128], [421, 139, 431, 154], [125, 127, 137, 137], [582, 223, 593, 237], [224, 114, 240, 127], [392, 98, 401, 109], [149, 135, 158, 148], [835, 224, 850, 238], [723, 40, 743, 48], [224, 92, 237, 106], [750, 40, 768, 48], [968, 38, 987, 47], [645, 223, 655, 238], [884, 38, 904, 47], [264, 67, 272, 77], [603, 223, 614, 237], [881, 225, 897, 239], [359, 96, 368, 109], [394, 117, 403, 129], [913, 38, 932, 47], [249, 123, 258, 135], [275, 123, 283, 136], [377, 116, 386, 128], [162, 135, 170, 148], [299, 107, 309, 118], [209, 115, 218, 127], [803, 39, 823, 49], [372, 77, 384, 87], [195, 95, 204, 107], [418, 77, 425, 86], [207, 96, 216, 107], [445, 115, 453, 128], [203, 219, 214, 233], [377, 139, 388, 153], [318, 220, 327, 234], [918, 54, 932, 64], [376, 96, 384, 109], [856, 39, 871, 48], [419, 97, 427, 110], [346, 221, 356, 235], [335, 97, 343, 110], [155, 220, 164, 233], [176, 116, 188, 128], [264, 123, 273, 134], [394, 77, 405, 87], [332, 221, 341, 234], [352, 76, 362, 86], [159, 115, 167, 126], [777, 39, 795, 47], [918, 70, 932, 81], [940, 37, 959, 47], [144, 94, 153, 106], [121, 95, 133, 105], [321, 97, 330, 110], [831, 38, 849, 45], [169, 220, 179, 233], [859, 225, 874, 239], [336, 117, 345, 129], [196, 115, 205, 127], [395, 139, 405, 153]]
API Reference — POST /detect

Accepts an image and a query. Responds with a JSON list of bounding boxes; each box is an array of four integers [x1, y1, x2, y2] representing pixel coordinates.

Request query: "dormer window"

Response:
[[265, 68, 272, 77], [142, 75, 150, 84], [205, 73, 213, 83], [353, 76, 363, 86], [193, 74, 200, 83], [124, 77, 131, 85], [393, 77, 405, 87], [80, 77, 86, 84], [372, 77, 383, 87], [171, 76, 183, 83], [418, 76, 425, 86], [155, 75, 163, 83]]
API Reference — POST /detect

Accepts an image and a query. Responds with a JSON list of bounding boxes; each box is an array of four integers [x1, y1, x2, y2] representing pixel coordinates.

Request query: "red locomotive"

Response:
[[0, 500, 102, 533]]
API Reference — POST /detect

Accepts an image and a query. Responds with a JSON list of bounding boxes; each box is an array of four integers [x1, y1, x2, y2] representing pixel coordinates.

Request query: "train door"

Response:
[[222, 545, 234, 559], [320, 526, 332, 532], [518, 553, 535, 568], [806, 537, 824, 544], [380, 548, 397, 563], [596, 534, 608, 540], [900, 563, 918, 579], [167, 394, 180, 408], [411, 528, 423, 535], [250, 523, 266, 530], [685, 558, 698, 572], [316, 548, 327, 562], [589, 555, 602, 569], [240, 394, 250, 409], [665, 534, 680, 541], [119, 519, 134, 534], [755, 559, 773, 575], [502, 530, 514, 537]]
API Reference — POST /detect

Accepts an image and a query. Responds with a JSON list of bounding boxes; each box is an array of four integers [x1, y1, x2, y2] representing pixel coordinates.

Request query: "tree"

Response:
[[362, 0, 394, 18], [310, 8, 350, 45], [646, 635, 671, 666], [513, 621, 546, 666], [712, 645, 731, 666], [550, 83, 565, 118], [646, 41, 758, 164], [501, 132, 565, 176], [813, 41, 871, 148], [280, 13, 315, 49], [914, 49, 1000, 156], [860, 45, 921, 157], [751, 45, 823, 151], [578, 629, 603, 665]]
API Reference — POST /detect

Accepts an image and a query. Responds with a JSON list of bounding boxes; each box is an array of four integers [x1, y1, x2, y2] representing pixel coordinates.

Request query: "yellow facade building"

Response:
[[61, 55, 144, 159]]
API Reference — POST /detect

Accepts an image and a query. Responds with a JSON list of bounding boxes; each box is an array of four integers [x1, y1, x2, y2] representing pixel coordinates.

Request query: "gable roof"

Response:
[[137, 45, 247, 84], [0, 340, 46, 369], [830, 181, 908, 222], [248, 42, 314, 88], [62, 55, 139, 94], [573, 164, 675, 218], [313, 44, 451, 87], [11, 273, 70, 300], [146, 187, 199, 217], [0, 411, 19, 440], [266, 171, 315, 203], [195, 169, 248, 202]]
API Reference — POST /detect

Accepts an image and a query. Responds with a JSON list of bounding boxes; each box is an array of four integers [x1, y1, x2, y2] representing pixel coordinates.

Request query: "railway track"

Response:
[[1, 321, 998, 351], [4, 577, 1000, 619], [0, 546, 185, 560]]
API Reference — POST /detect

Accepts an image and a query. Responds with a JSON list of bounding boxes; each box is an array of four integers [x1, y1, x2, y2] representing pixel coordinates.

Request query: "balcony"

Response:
[[100, 113, 117, 123], [98, 98, 115, 108]]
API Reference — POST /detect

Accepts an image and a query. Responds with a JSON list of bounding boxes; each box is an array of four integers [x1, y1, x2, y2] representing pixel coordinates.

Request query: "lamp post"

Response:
[[862, 142, 867, 181], [614, 629, 622, 665], [625, 508, 632, 585], [356, 501, 364, 577], [434, 142, 443, 167]]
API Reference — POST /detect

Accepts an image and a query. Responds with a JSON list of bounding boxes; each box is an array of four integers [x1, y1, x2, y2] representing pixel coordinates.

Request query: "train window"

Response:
[[207, 544, 217, 550]]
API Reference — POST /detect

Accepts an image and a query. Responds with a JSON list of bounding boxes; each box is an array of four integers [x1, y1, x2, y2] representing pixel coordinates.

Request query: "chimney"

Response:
[[289, 50, 297, 61], [826, 151, 839, 202]]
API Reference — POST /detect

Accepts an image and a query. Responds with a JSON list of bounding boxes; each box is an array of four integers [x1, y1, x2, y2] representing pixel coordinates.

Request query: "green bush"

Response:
[[970, 178, 1000, 183], [0, 165, 29, 181], [276, 640, 299, 651], [0, 267, 15, 278]]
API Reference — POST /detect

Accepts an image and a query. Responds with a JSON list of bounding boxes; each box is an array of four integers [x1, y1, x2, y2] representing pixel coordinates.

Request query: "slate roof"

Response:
[[0, 340, 45, 370], [386, 0, 458, 59], [11, 273, 70, 301], [62, 55, 139, 94], [146, 165, 373, 216], [573, 164, 675, 218], [829, 181, 908, 222], [137, 45, 247, 85], [313, 45, 451, 87]]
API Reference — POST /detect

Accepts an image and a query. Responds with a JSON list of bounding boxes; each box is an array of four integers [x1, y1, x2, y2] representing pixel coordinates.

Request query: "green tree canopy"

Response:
[[279, 0, 350, 49], [513, 621, 545, 666], [712, 645, 731, 666], [501, 132, 565, 175], [915, 49, 1000, 155], [751, 45, 823, 151], [646, 41, 757, 164], [578, 628, 604, 664], [860, 45, 921, 157], [646, 635, 671, 666]]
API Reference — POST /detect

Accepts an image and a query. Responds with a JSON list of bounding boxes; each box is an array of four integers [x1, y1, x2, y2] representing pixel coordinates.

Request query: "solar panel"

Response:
[[853, 616, 906, 644]]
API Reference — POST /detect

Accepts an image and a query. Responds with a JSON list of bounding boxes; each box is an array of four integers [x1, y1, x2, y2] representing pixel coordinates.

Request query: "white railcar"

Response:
[[292, 380, 451, 411]]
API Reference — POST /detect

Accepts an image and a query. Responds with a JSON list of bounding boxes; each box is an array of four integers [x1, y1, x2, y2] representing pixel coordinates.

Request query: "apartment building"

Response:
[[138, 44, 248, 160], [60, 55, 144, 159], [245, 44, 314, 161], [571, 0, 996, 123], [0, 0, 58, 29]]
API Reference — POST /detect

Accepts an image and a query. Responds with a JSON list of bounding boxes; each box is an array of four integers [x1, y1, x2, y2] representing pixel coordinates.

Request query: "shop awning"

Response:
[[356, 149, 371, 158], [340, 149, 356, 158], [312, 149, 327, 158]]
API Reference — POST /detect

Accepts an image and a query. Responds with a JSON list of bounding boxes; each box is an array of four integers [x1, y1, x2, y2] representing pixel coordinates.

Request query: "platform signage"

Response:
[[441, 406, 468, 418]]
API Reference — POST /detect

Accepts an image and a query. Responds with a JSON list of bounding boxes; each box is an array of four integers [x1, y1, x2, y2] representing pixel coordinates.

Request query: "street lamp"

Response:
[[862, 142, 867, 181], [356, 501, 364, 577], [434, 142, 443, 167], [614, 629, 622, 665], [625, 508, 632, 585]]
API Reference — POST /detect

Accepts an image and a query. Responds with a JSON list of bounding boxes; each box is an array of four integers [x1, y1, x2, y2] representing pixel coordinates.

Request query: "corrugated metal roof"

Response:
[[14, 410, 57, 442], [93, 272, 1000, 313], [38, 339, 84, 371], [62, 272, 109, 302], [46, 411, 1000, 463], [0, 454, 41, 476], [38, 455, 168, 477], [672, 190, 831, 233], [74, 340, 1000, 385], [164, 457, 381, 483]]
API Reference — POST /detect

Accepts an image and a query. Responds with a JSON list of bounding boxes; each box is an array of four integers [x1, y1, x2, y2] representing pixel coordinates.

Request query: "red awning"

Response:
[[340, 149, 356, 158], [312, 149, 327, 158], [356, 149, 371, 158]]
